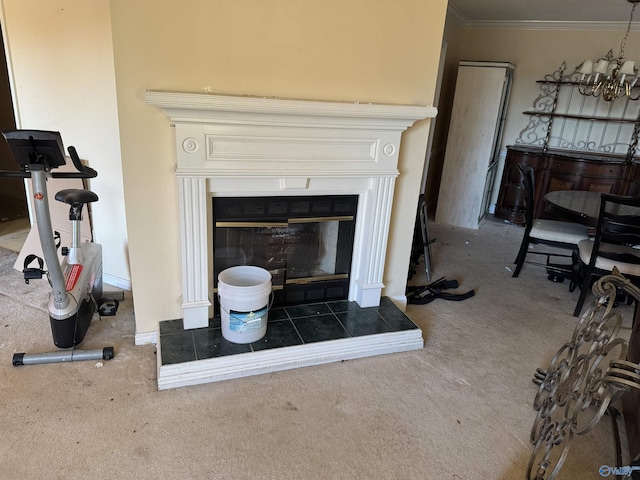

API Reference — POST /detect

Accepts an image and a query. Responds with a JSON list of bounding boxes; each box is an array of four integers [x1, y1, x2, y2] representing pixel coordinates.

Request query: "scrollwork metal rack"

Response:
[[527, 274, 640, 480], [516, 62, 640, 162]]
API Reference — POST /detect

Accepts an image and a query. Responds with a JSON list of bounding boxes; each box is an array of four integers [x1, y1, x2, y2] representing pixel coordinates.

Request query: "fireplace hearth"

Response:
[[157, 297, 421, 389]]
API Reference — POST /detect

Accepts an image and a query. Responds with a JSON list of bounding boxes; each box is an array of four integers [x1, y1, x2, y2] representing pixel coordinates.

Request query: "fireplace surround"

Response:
[[145, 90, 435, 388]]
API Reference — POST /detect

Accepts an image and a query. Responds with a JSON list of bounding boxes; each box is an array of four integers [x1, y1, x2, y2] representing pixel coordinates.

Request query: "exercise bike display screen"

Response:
[[2, 129, 66, 168]]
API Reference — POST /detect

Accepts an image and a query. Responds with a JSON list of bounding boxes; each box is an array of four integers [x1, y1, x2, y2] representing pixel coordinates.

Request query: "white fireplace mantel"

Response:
[[145, 90, 436, 330]]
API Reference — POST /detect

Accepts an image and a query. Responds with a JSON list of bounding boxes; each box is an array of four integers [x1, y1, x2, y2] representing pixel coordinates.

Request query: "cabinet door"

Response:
[[545, 156, 584, 191], [622, 164, 640, 196], [579, 177, 618, 193], [545, 173, 582, 192], [579, 161, 624, 193], [545, 156, 623, 191], [538, 172, 582, 219]]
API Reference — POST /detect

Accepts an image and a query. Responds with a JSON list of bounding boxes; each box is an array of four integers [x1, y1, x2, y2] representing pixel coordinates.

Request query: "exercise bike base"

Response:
[[12, 347, 115, 366], [49, 243, 103, 348]]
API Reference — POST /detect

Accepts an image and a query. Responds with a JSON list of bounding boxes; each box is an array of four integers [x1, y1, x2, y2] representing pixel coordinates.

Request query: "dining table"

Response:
[[544, 189, 640, 227]]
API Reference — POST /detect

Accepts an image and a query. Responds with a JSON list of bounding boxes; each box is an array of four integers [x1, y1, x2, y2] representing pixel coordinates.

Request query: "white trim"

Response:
[[157, 329, 424, 390], [469, 20, 640, 31], [445, 4, 640, 32], [446, 3, 470, 28], [145, 90, 435, 127], [135, 330, 158, 346], [0, 1, 22, 128], [103, 273, 132, 291], [460, 61, 516, 69]]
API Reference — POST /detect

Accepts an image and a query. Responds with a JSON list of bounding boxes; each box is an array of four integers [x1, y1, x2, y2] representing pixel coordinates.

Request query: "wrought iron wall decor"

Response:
[[516, 63, 640, 161], [527, 273, 640, 480]]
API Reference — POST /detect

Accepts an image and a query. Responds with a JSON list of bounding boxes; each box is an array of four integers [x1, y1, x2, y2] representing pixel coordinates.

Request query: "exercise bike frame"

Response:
[[0, 130, 115, 365]]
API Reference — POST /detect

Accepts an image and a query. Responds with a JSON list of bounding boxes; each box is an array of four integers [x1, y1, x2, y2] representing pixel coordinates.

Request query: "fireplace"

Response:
[[213, 194, 357, 307], [145, 90, 435, 388]]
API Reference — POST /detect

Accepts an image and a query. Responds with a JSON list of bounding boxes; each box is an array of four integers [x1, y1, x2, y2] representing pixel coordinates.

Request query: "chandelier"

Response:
[[575, 0, 640, 102]]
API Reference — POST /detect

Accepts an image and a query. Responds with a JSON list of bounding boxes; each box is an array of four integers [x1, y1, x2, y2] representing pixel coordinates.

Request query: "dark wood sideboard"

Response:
[[494, 145, 640, 225]]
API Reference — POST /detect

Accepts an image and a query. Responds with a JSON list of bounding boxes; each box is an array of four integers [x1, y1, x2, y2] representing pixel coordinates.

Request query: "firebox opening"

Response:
[[213, 195, 358, 308]]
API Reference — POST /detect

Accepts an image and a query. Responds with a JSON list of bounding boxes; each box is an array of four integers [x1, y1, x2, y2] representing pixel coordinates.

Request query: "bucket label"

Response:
[[229, 306, 268, 333]]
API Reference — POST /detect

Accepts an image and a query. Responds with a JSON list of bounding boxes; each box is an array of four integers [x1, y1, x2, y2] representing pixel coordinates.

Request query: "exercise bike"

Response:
[[0, 129, 116, 365]]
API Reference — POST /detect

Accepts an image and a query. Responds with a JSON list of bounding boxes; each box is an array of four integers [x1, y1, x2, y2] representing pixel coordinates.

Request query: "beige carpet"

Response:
[[0, 216, 634, 479], [0, 217, 29, 252]]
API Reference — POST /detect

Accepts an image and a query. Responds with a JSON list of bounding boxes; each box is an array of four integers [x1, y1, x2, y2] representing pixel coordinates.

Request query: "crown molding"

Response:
[[468, 20, 640, 31], [445, 7, 640, 32], [446, 3, 470, 28]]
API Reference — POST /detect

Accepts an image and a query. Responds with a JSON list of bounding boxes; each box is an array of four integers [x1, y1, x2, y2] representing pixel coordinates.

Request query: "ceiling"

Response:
[[448, 0, 640, 24]]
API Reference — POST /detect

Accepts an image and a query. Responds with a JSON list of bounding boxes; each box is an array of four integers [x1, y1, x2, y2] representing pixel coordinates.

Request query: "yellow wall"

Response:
[[109, 0, 447, 334]]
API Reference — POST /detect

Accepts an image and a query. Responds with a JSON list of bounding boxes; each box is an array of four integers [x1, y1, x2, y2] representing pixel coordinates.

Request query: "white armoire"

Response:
[[436, 61, 515, 229]]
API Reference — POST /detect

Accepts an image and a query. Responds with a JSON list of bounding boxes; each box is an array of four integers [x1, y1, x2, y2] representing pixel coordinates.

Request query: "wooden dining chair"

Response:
[[512, 165, 590, 281], [573, 193, 640, 317]]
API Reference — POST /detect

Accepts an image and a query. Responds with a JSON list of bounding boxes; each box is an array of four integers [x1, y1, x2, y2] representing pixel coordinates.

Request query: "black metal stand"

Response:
[[409, 194, 435, 282], [406, 277, 475, 305]]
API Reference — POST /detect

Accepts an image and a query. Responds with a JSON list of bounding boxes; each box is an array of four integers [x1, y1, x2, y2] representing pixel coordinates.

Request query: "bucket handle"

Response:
[[218, 292, 275, 323]]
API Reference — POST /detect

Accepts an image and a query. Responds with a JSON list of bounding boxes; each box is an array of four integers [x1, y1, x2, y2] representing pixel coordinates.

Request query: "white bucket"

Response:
[[218, 266, 272, 344]]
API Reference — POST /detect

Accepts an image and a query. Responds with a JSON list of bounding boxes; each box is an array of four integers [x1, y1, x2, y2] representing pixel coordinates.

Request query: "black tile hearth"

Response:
[[159, 330, 196, 365], [159, 298, 419, 366], [285, 303, 333, 317], [293, 313, 350, 343], [251, 319, 304, 351], [193, 328, 252, 360], [336, 309, 394, 336]]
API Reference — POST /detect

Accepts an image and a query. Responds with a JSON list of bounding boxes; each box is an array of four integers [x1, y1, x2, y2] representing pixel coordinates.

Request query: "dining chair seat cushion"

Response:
[[577, 239, 640, 276], [530, 220, 589, 244]]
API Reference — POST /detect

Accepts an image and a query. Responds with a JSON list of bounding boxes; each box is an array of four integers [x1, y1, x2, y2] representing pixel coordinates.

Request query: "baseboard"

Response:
[[104, 273, 131, 291], [386, 294, 407, 311], [135, 330, 158, 346]]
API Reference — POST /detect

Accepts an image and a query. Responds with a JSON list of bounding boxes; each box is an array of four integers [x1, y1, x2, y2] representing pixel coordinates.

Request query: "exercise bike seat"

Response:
[[55, 188, 98, 206]]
